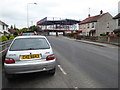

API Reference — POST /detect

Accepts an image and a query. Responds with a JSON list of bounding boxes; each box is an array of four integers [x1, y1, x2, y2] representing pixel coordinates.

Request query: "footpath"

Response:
[[60, 36, 119, 48]]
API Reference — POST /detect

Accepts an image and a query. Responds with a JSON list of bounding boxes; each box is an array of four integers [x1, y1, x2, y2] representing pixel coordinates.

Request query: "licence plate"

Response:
[[20, 54, 41, 60]]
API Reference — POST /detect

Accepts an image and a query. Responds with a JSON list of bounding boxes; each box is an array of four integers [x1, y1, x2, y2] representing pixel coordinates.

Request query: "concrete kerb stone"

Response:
[[76, 40, 107, 47]]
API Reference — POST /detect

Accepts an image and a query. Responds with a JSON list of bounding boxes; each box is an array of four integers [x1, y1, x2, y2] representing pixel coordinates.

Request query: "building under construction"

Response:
[[36, 17, 80, 36]]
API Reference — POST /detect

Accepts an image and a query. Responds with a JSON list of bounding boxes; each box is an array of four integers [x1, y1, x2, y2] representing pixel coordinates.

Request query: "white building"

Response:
[[113, 1, 120, 33], [113, 13, 120, 30], [0, 20, 9, 36]]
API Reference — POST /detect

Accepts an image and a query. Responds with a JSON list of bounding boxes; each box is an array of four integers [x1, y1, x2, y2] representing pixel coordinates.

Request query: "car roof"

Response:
[[14, 35, 46, 39]]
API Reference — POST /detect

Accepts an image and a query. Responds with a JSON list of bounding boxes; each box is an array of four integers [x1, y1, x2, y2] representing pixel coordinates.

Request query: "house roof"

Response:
[[0, 20, 8, 26], [113, 13, 120, 19], [8, 29, 17, 34], [79, 13, 107, 25], [79, 16, 94, 24]]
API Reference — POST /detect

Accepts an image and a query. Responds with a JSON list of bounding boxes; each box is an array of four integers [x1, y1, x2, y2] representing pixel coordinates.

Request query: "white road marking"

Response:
[[58, 65, 67, 75], [74, 87, 78, 90], [109, 47, 118, 48]]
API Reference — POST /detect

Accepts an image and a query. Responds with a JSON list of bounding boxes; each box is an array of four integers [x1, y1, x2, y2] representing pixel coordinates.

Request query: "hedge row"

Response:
[[67, 33, 75, 37], [0, 35, 15, 42]]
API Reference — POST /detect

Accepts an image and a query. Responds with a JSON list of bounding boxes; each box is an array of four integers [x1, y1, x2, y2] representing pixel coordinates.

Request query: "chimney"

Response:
[[100, 10, 103, 15], [88, 14, 90, 17]]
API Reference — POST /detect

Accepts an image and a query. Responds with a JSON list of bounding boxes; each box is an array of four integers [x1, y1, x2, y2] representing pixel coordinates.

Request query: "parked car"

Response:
[[20, 31, 38, 36], [4, 36, 56, 80]]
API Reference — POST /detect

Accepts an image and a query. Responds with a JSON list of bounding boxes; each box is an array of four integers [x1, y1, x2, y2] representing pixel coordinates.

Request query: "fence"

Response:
[[76, 35, 98, 41], [76, 35, 120, 46], [98, 36, 120, 46], [0, 40, 12, 54]]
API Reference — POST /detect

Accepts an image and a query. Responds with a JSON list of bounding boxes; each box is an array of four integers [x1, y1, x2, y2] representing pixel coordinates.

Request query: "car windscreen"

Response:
[[22, 33, 34, 36], [9, 38, 50, 51]]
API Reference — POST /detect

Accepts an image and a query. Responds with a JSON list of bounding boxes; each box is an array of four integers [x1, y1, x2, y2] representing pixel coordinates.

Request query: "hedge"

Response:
[[9, 36, 15, 40], [0, 35, 8, 42], [67, 33, 74, 37]]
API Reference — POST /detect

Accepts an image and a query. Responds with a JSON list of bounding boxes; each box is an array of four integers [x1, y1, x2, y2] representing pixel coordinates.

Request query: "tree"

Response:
[[29, 25, 40, 31], [10, 25, 13, 29], [13, 24, 19, 30], [18, 28, 28, 33], [14, 32, 18, 36]]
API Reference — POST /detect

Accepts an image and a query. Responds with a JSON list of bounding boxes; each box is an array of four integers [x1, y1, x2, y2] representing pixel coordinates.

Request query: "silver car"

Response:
[[4, 36, 56, 80]]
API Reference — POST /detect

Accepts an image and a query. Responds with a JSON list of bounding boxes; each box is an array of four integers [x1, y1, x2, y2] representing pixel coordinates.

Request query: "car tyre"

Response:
[[48, 68, 56, 76]]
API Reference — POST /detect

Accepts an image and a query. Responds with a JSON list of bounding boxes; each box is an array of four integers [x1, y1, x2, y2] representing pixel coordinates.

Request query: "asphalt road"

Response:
[[2, 36, 118, 89]]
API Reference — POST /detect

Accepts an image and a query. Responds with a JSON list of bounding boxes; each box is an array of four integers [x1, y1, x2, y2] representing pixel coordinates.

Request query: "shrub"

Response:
[[9, 36, 15, 40], [67, 33, 74, 37], [0, 35, 8, 42], [6, 34, 12, 40], [100, 33, 106, 36], [115, 33, 120, 37]]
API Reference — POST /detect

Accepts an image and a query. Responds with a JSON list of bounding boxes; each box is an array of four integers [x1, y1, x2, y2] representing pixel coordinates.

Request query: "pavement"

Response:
[[60, 36, 119, 48]]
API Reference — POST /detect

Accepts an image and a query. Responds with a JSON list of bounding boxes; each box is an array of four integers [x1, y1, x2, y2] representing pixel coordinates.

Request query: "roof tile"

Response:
[[79, 13, 107, 25]]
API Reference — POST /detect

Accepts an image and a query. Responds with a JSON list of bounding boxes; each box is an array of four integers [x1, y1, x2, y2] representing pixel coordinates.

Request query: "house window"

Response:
[[3, 25, 5, 30], [107, 23, 109, 28], [118, 18, 120, 26], [84, 25, 85, 29], [79, 25, 82, 29], [87, 23, 90, 28], [80, 25, 82, 29], [92, 23, 94, 28]]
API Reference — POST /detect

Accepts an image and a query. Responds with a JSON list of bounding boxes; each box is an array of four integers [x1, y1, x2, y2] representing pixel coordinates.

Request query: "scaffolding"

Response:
[[37, 17, 80, 31]]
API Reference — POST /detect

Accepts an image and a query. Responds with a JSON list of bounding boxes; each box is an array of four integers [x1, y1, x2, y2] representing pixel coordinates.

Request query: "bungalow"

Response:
[[8, 29, 18, 36], [79, 11, 115, 36], [0, 20, 9, 36]]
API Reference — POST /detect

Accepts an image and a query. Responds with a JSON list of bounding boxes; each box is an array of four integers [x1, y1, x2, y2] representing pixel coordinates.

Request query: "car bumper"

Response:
[[4, 60, 56, 74]]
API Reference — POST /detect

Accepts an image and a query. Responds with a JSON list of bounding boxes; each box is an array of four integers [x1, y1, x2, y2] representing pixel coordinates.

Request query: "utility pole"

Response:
[[27, 3, 37, 30]]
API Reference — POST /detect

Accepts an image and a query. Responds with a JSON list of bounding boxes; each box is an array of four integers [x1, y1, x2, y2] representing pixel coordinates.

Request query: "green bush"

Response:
[[115, 33, 120, 37], [9, 36, 15, 40], [100, 33, 107, 36], [6, 34, 12, 40], [0, 35, 8, 42], [67, 33, 74, 37]]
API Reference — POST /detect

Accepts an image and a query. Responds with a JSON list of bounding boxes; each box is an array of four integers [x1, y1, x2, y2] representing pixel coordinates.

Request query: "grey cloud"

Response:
[[0, 0, 119, 28]]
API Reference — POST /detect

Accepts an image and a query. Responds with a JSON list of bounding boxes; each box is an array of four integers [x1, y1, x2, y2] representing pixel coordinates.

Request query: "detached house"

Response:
[[79, 11, 115, 36], [113, 1, 120, 34], [113, 13, 120, 34], [0, 20, 9, 36], [8, 29, 18, 36]]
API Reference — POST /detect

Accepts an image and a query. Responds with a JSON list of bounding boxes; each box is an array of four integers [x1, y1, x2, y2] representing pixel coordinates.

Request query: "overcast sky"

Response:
[[0, 0, 119, 29]]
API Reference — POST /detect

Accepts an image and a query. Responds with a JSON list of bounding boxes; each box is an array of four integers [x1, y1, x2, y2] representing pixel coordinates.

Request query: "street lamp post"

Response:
[[27, 3, 37, 30]]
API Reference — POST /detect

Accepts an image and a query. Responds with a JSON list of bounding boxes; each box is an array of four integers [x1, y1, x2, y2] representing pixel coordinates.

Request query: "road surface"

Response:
[[2, 36, 118, 89]]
